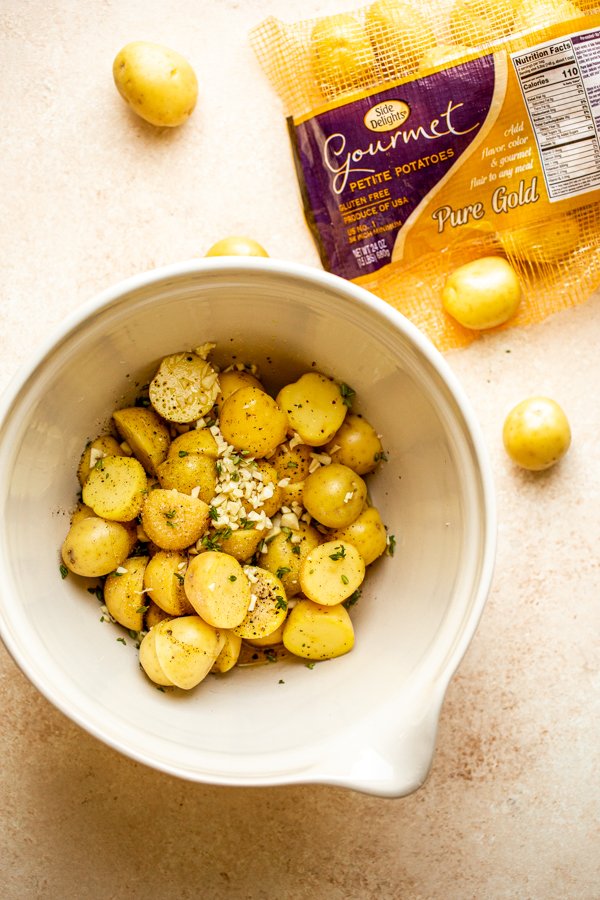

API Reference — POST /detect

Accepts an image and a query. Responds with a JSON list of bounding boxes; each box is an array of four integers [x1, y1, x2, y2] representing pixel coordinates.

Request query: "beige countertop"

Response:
[[1, 1, 599, 897]]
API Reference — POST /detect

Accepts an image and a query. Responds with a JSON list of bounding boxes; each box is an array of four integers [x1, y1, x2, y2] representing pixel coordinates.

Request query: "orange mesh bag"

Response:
[[251, 1, 600, 350]]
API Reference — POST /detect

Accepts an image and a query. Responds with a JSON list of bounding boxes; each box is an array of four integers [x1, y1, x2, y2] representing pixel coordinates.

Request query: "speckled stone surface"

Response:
[[1, 2, 599, 897]]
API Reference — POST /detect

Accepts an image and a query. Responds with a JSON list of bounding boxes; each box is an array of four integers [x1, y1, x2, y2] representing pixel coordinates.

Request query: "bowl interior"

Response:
[[0, 260, 492, 788]]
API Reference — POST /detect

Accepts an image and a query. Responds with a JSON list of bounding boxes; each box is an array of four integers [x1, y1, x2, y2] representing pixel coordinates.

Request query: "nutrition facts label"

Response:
[[512, 28, 600, 200]]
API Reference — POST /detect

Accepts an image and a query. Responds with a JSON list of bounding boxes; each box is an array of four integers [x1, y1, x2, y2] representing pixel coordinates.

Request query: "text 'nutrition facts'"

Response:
[[512, 28, 600, 201]]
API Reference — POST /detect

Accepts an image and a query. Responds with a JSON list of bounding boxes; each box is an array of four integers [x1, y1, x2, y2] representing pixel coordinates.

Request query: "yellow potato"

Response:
[[418, 43, 471, 71], [513, 0, 580, 32], [215, 370, 264, 412], [311, 13, 376, 100], [302, 463, 367, 528], [262, 521, 321, 597], [449, 0, 518, 46], [300, 540, 365, 606], [219, 386, 287, 457], [82, 455, 147, 521], [365, 0, 436, 78], [212, 630, 243, 673], [141, 488, 210, 550], [217, 527, 264, 562], [144, 601, 172, 630], [205, 236, 269, 257], [70, 503, 96, 526], [152, 616, 225, 690], [329, 506, 388, 566], [244, 621, 286, 647], [232, 567, 288, 640], [277, 373, 348, 447], [149, 351, 220, 424], [325, 414, 384, 475], [61, 516, 133, 577], [442, 256, 522, 330], [104, 555, 149, 631], [139, 627, 175, 687], [279, 480, 305, 508], [282, 599, 355, 661], [184, 551, 251, 628], [113, 41, 198, 128], [499, 215, 581, 265], [503, 397, 571, 471], [77, 435, 124, 486], [269, 441, 312, 483], [143, 550, 195, 616], [156, 452, 217, 502], [167, 429, 218, 460], [113, 406, 171, 476]]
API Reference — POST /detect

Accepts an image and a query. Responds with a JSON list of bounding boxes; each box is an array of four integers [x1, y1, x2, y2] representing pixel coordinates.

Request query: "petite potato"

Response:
[[279, 480, 305, 508], [311, 13, 376, 100], [77, 435, 124, 486], [441, 256, 522, 331], [232, 567, 288, 640], [70, 503, 96, 526], [300, 540, 365, 606], [143, 550, 195, 616], [262, 521, 321, 597], [144, 601, 172, 630], [149, 352, 220, 424], [418, 43, 471, 71], [326, 414, 384, 475], [502, 396, 571, 471], [104, 555, 149, 631], [219, 386, 288, 457], [184, 551, 251, 628], [141, 488, 210, 550], [82, 455, 147, 521], [113, 41, 198, 128], [205, 236, 269, 258], [113, 406, 171, 476], [244, 620, 286, 647], [365, 0, 436, 77], [217, 527, 264, 562], [277, 373, 348, 447], [302, 463, 367, 528], [139, 627, 174, 687], [156, 452, 217, 502], [167, 429, 218, 460], [282, 599, 355, 660], [499, 215, 581, 265], [449, 0, 517, 46], [211, 630, 243, 673], [152, 616, 225, 690], [215, 370, 264, 411], [269, 441, 312, 483], [329, 506, 388, 566], [61, 516, 132, 577]]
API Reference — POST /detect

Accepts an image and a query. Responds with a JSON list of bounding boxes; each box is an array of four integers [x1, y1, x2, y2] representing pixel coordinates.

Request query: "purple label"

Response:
[[291, 55, 497, 279]]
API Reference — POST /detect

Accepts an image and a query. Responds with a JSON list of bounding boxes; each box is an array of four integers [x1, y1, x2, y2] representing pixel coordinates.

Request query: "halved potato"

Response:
[[82, 455, 147, 521], [104, 555, 149, 631], [113, 406, 171, 476], [282, 599, 355, 660]]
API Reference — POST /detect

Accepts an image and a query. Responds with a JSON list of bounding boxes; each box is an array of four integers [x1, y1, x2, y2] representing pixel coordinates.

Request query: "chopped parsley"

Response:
[[59, 563, 69, 579], [265, 649, 277, 663], [178, 450, 189, 457], [374, 450, 389, 463], [276, 566, 291, 579], [291, 545, 301, 556], [275, 595, 288, 610], [116, 637, 127, 645], [228, 575, 237, 582], [340, 382, 355, 409], [329, 544, 346, 561], [341, 574, 349, 585], [208, 506, 220, 521], [174, 572, 185, 584], [386, 534, 396, 557], [343, 589, 361, 609]]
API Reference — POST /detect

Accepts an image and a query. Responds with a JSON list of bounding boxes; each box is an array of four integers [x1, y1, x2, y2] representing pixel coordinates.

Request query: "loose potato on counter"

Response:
[[143, 550, 194, 616], [311, 13, 376, 100], [277, 373, 348, 447], [61, 516, 133, 578], [302, 462, 367, 528], [365, 0, 436, 77], [325, 414, 384, 475], [113, 406, 171, 476], [104, 555, 149, 631], [141, 488, 210, 550], [77, 435, 124, 486], [113, 41, 198, 128], [205, 236, 269, 258], [184, 551, 251, 628], [300, 540, 365, 606], [219, 385, 288, 457], [442, 256, 522, 330], [283, 599, 355, 661], [82, 455, 147, 522], [329, 506, 388, 566], [503, 396, 571, 471]]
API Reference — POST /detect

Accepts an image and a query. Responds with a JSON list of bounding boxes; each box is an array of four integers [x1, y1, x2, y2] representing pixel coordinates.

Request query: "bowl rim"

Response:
[[0, 256, 497, 794]]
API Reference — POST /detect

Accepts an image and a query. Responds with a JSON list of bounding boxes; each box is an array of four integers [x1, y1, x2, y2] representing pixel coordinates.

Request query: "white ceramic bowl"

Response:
[[0, 259, 495, 797]]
